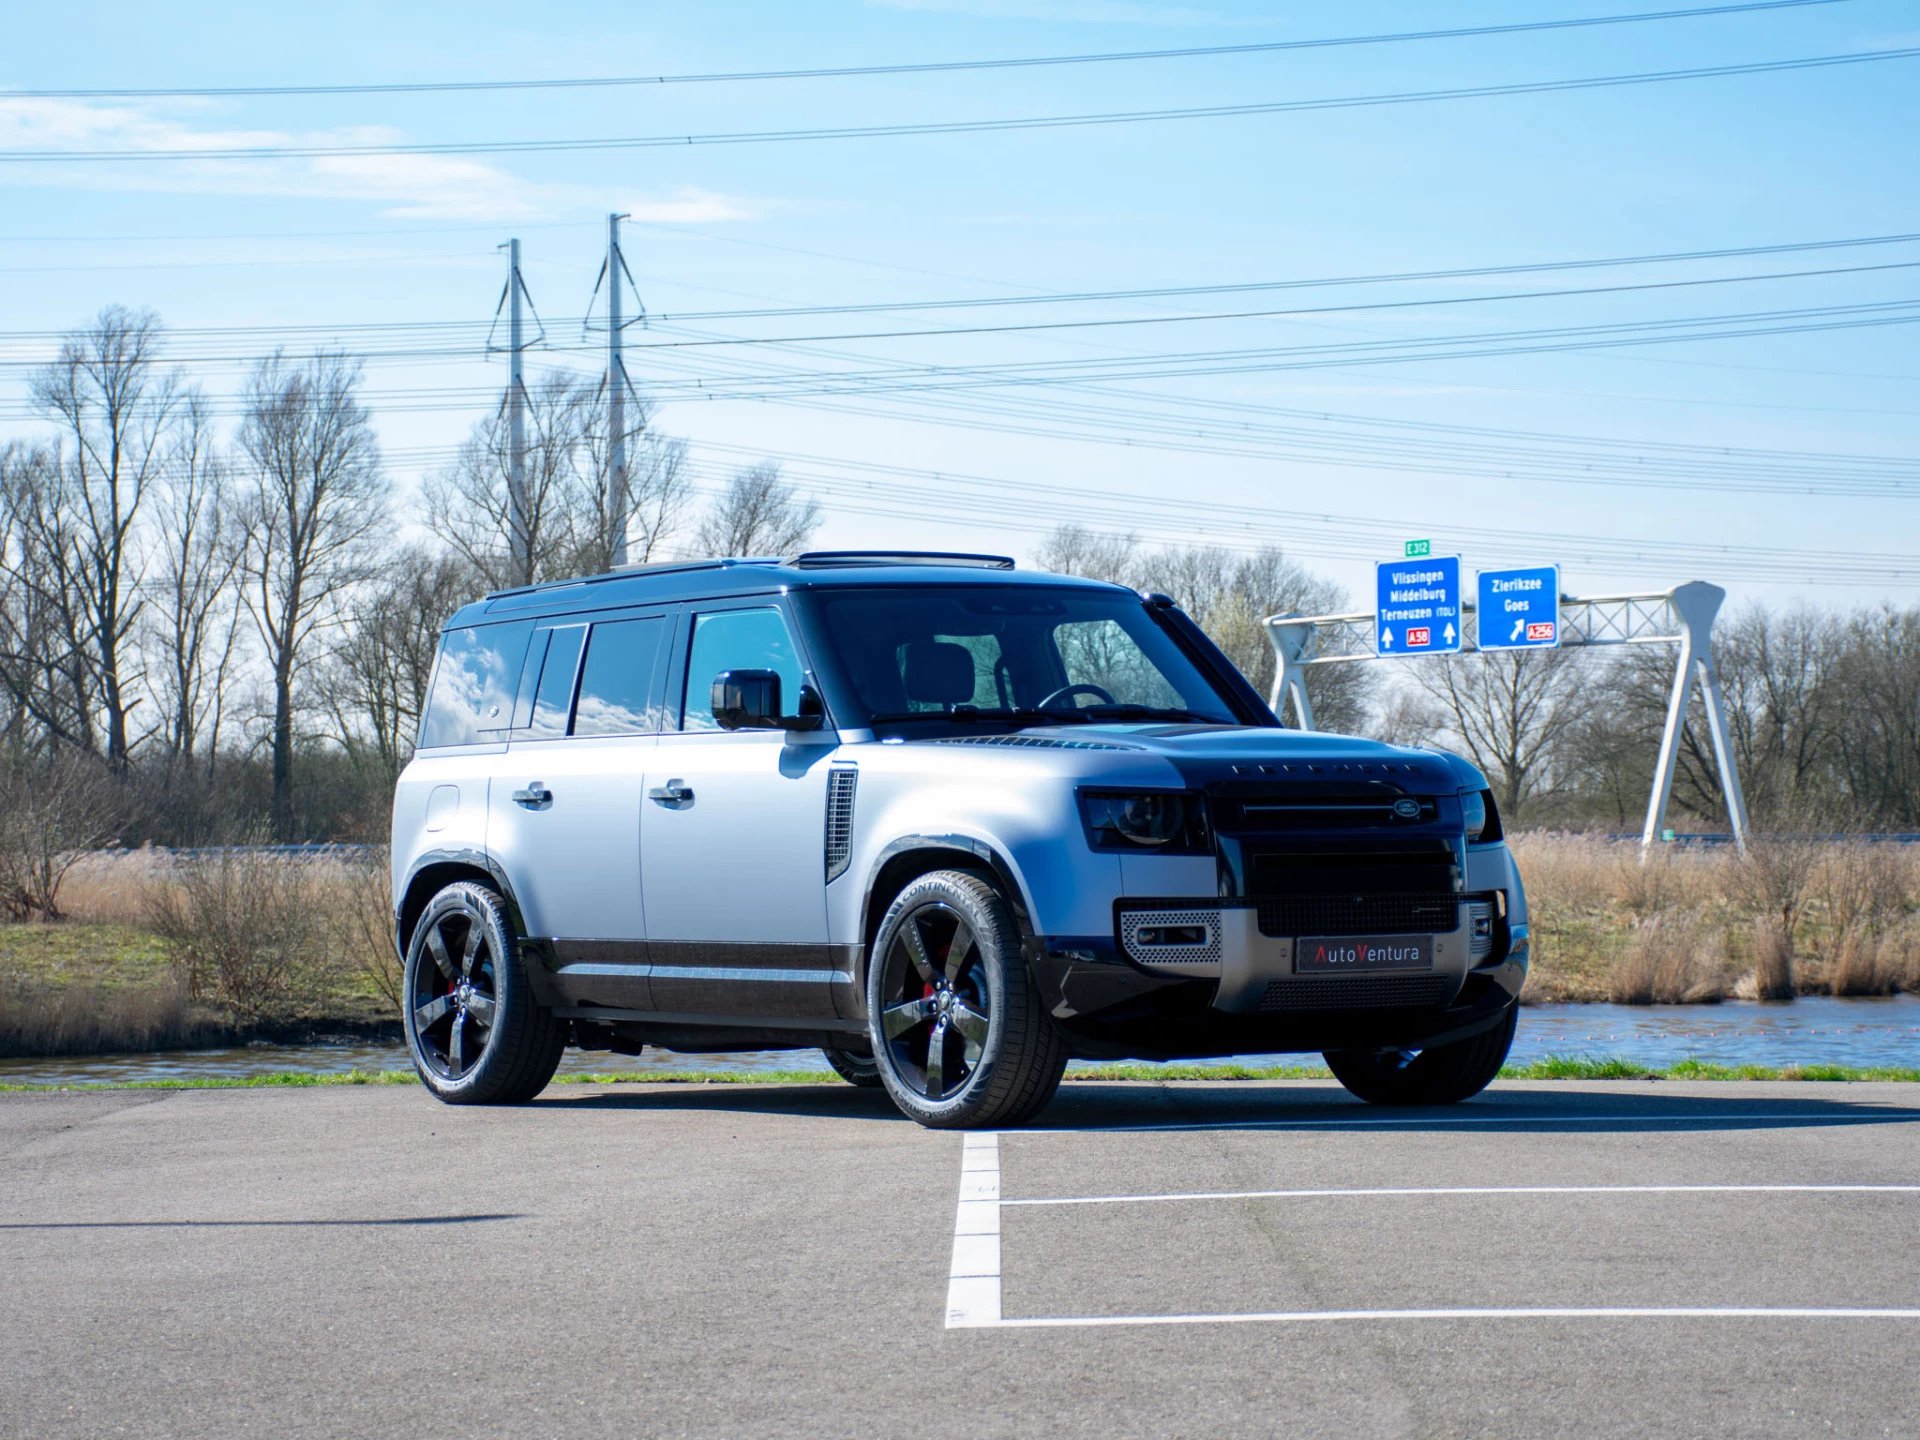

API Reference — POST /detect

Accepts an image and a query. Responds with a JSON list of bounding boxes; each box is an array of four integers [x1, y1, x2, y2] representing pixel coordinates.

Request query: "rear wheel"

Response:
[[866, 870, 1067, 1129], [1323, 1006, 1517, 1106], [403, 881, 566, 1105], [821, 1040, 882, 1087]]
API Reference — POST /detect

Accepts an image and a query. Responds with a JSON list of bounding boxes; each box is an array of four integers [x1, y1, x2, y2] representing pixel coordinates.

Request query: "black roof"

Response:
[[444, 551, 1129, 629]]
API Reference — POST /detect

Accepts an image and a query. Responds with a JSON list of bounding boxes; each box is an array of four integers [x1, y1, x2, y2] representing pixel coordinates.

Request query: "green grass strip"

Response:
[[4, 1055, 1918, 1092]]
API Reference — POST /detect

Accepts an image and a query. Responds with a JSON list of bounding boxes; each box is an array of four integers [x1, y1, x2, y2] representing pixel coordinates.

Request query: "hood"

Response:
[[924, 723, 1488, 793]]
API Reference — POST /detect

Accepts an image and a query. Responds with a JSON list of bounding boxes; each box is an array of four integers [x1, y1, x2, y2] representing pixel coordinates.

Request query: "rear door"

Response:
[[640, 600, 843, 1019], [486, 610, 669, 1008]]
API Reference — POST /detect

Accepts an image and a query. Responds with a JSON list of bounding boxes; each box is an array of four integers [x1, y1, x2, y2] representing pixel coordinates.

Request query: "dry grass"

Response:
[[1511, 834, 1920, 1003], [2, 837, 1916, 1057]]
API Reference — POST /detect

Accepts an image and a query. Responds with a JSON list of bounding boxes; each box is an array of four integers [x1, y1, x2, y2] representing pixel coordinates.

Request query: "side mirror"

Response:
[[712, 669, 782, 730]]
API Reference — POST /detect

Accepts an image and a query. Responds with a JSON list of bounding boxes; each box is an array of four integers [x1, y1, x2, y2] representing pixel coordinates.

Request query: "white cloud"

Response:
[[0, 97, 759, 224]]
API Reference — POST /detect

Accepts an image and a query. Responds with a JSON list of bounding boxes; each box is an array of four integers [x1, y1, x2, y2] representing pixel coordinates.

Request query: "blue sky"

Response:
[[3, 0, 1917, 611]]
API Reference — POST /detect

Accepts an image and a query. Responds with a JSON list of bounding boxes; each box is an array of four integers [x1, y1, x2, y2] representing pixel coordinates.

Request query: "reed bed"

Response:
[[1, 837, 1916, 1057]]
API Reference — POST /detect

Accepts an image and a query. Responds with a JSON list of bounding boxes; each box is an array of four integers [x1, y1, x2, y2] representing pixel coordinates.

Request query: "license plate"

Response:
[[1295, 935, 1433, 974]]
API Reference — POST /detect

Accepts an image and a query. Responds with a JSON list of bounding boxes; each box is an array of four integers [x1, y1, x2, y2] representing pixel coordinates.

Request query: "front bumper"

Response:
[[1026, 900, 1529, 1060]]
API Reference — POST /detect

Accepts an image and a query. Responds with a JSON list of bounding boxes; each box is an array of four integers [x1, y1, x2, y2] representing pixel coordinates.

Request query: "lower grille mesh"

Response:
[[1258, 893, 1459, 938], [1258, 975, 1454, 1013]]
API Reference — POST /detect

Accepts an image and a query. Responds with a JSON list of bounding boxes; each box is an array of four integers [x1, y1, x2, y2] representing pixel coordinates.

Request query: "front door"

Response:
[[641, 602, 841, 1019]]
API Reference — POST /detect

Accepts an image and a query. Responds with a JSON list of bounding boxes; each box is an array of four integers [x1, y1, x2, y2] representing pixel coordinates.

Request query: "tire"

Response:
[[1323, 1005, 1518, 1106], [821, 1041, 883, 1088], [866, 870, 1068, 1129], [402, 880, 567, 1105]]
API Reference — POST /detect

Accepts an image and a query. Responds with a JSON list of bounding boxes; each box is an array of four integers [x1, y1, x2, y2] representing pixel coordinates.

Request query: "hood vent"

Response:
[[929, 734, 1134, 752]]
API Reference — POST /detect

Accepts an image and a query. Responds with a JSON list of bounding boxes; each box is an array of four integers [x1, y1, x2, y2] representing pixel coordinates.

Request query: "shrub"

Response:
[[323, 846, 400, 1013], [0, 749, 126, 921], [147, 846, 329, 1021]]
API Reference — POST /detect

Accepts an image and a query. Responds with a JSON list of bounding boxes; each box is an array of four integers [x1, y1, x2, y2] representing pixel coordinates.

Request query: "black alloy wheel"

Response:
[[878, 901, 994, 1102], [402, 881, 567, 1105], [821, 1041, 883, 1087], [866, 870, 1067, 1129], [1323, 1005, 1518, 1106], [409, 906, 497, 1081]]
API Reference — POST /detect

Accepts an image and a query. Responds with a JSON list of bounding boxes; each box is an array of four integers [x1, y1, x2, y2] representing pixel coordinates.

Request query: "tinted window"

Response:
[[573, 617, 665, 737], [528, 626, 586, 737], [419, 622, 533, 748], [682, 607, 804, 732], [813, 588, 1236, 724]]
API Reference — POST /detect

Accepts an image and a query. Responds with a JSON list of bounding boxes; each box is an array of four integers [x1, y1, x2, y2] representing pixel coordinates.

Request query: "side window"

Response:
[[418, 622, 533, 748], [573, 617, 666, 737], [682, 607, 804, 732], [528, 626, 586, 737]]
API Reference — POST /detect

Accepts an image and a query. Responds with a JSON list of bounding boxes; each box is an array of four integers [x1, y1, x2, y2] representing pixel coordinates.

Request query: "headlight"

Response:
[[1079, 790, 1209, 853], [1462, 788, 1502, 843]]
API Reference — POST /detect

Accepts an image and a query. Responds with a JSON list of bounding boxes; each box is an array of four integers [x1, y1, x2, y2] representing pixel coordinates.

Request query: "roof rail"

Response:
[[787, 550, 1016, 571], [484, 555, 781, 600]]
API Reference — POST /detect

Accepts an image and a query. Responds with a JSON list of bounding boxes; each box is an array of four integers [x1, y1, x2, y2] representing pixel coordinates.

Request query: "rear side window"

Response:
[[528, 626, 587, 737], [573, 616, 667, 736], [418, 622, 533, 748]]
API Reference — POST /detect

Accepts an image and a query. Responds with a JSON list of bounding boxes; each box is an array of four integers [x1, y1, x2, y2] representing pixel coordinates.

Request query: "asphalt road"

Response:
[[4, 1079, 1918, 1439]]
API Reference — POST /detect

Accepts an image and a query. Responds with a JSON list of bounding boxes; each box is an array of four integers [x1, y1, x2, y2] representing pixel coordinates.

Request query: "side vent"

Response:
[[825, 768, 858, 881]]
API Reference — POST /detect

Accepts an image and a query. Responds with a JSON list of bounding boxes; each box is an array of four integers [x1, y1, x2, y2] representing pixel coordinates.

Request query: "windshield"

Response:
[[810, 586, 1239, 727]]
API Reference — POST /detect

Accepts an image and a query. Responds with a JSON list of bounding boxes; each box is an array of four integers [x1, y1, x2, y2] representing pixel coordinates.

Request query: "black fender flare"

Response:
[[395, 847, 531, 957], [856, 833, 1038, 965]]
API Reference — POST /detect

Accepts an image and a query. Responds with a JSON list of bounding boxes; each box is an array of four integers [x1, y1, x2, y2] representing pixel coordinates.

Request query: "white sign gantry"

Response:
[[1263, 580, 1750, 855]]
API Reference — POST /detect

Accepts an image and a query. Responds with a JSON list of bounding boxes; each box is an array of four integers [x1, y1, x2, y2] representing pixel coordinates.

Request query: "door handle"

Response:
[[511, 782, 552, 809], [648, 780, 694, 805]]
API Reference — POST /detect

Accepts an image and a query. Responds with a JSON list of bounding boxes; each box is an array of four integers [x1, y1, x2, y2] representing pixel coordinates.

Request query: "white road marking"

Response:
[[1000, 1182, 1920, 1208], [1020, 1110, 1917, 1135], [945, 1133, 1002, 1329], [988, 1307, 1920, 1330]]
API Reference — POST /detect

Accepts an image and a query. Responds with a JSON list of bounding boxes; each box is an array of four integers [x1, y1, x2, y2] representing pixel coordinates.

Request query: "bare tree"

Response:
[[1033, 524, 1143, 585], [0, 441, 97, 751], [1031, 526, 1373, 731], [144, 394, 243, 773], [424, 372, 692, 586], [238, 351, 388, 840], [1411, 648, 1585, 822], [694, 462, 821, 556], [0, 747, 125, 920], [577, 397, 693, 571], [324, 547, 475, 777], [1831, 606, 1920, 825], [27, 306, 182, 765]]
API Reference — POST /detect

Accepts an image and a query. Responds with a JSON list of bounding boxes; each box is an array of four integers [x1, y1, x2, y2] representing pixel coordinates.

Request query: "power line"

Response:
[[619, 261, 1920, 350], [7, 48, 1913, 163], [1, 1, 1852, 99], [7, 232, 1918, 340]]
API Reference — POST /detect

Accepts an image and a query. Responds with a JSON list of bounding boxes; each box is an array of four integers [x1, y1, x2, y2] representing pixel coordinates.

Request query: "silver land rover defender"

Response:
[[390, 551, 1529, 1128]]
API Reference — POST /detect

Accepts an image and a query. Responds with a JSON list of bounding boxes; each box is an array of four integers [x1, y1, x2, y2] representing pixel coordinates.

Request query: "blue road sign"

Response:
[[1477, 565, 1561, 650], [1375, 555, 1462, 656]]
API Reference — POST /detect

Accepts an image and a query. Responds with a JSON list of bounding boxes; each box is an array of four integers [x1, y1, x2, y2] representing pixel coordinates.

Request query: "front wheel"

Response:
[[866, 870, 1067, 1129], [1323, 1006, 1517, 1106], [403, 881, 567, 1105]]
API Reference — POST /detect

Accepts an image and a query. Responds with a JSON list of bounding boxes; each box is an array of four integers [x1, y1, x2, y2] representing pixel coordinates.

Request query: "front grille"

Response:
[[1258, 893, 1460, 938], [1214, 792, 1439, 832], [1247, 842, 1458, 898], [824, 768, 857, 881], [1258, 975, 1454, 1012]]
